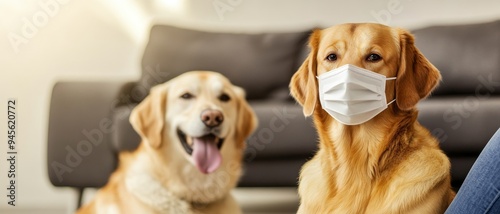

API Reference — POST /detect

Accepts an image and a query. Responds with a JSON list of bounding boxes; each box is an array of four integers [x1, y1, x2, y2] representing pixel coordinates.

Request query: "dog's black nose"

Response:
[[201, 109, 224, 127]]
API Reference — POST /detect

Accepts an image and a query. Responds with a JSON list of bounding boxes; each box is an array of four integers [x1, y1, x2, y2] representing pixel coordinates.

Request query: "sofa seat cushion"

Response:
[[418, 97, 500, 155], [244, 101, 317, 161]]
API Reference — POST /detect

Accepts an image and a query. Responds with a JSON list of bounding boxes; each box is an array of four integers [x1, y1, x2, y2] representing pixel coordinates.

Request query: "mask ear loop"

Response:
[[386, 77, 397, 105], [387, 99, 396, 105]]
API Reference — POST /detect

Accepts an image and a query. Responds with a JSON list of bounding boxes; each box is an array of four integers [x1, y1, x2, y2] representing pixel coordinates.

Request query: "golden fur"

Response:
[[77, 71, 257, 214], [290, 23, 455, 214]]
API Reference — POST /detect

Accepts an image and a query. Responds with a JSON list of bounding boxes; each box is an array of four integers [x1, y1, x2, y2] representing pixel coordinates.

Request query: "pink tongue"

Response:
[[192, 136, 222, 174]]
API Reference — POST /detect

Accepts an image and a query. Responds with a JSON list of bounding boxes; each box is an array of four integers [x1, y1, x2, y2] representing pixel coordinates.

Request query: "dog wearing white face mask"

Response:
[[290, 23, 455, 214], [317, 64, 397, 125]]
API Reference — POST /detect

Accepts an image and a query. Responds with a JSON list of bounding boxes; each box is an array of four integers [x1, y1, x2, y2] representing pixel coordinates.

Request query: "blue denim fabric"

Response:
[[446, 128, 500, 214]]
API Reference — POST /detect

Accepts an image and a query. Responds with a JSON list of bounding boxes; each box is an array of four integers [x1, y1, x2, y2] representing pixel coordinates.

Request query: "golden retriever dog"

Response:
[[77, 71, 257, 214], [290, 23, 455, 214]]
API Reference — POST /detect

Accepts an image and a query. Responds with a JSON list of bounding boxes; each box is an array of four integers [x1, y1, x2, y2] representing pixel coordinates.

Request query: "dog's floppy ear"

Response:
[[396, 29, 441, 111], [290, 29, 321, 117], [130, 84, 168, 148], [233, 86, 258, 148]]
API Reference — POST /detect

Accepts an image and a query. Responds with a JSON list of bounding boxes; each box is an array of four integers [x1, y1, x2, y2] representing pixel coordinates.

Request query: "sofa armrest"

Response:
[[47, 81, 130, 188]]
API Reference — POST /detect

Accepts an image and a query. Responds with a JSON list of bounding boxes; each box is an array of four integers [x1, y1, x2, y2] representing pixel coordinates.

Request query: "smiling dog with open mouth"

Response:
[[77, 71, 257, 214], [290, 23, 455, 213]]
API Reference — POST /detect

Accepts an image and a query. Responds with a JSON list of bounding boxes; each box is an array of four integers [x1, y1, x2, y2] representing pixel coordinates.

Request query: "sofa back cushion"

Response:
[[139, 25, 311, 100], [413, 20, 500, 96]]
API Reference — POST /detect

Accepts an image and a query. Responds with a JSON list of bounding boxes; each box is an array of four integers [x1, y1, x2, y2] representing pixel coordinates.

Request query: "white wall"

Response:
[[0, 0, 499, 212], [0, 0, 143, 212], [145, 0, 500, 32]]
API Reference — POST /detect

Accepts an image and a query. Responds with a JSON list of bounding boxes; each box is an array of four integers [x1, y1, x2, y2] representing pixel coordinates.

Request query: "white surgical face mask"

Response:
[[317, 64, 396, 125]]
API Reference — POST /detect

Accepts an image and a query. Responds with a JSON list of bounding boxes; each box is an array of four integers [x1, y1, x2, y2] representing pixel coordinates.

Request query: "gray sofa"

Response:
[[413, 20, 500, 188], [48, 20, 500, 213]]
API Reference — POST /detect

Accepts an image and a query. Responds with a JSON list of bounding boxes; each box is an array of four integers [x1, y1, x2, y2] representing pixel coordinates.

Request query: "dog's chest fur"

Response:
[[121, 152, 240, 214], [125, 172, 192, 214], [299, 123, 395, 213]]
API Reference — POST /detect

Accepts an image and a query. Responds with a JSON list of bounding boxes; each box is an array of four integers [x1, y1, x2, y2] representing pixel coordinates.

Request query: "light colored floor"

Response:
[[0, 209, 67, 214], [0, 187, 299, 214], [234, 187, 299, 213]]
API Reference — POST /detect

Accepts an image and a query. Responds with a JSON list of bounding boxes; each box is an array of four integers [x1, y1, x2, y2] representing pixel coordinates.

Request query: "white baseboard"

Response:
[[1, 187, 298, 214], [0, 208, 66, 214]]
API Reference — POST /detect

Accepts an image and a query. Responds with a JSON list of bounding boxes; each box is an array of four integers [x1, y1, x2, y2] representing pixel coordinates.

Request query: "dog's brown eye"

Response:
[[366, 54, 382, 62], [326, 53, 337, 61], [180, 93, 194, 99], [219, 93, 231, 102]]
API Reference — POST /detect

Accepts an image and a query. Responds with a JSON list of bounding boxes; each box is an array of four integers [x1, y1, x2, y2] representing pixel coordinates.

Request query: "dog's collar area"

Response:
[[125, 173, 191, 213], [125, 172, 214, 212], [176, 129, 225, 156]]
